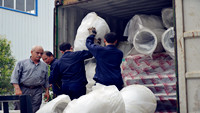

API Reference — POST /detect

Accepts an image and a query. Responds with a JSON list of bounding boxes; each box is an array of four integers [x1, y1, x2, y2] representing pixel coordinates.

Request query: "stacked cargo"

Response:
[[55, 0, 176, 112], [120, 7, 176, 112]]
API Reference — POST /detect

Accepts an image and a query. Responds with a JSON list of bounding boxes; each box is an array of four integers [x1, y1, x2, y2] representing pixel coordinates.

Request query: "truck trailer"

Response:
[[53, 0, 200, 113]]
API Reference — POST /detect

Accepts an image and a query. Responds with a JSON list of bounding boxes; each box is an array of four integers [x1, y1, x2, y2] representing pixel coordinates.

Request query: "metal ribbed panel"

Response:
[[62, 0, 172, 19], [0, 0, 54, 62]]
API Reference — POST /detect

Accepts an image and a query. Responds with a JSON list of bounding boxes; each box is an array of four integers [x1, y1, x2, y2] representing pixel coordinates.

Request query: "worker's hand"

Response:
[[44, 91, 50, 102], [15, 88, 22, 95], [13, 84, 22, 95], [88, 27, 97, 35], [49, 84, 52, 87]]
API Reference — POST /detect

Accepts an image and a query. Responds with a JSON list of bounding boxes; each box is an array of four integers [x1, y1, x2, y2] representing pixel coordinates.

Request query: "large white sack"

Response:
[[74, 12, 110, 51], [161, 8, 174, 28], [36, 95, 71, 113], [117, 41, 134, 58], [124, 14, 164, 43], [85, 58, 96, 93], [120, 85, 157, 113], [63, 84, 126, 113]]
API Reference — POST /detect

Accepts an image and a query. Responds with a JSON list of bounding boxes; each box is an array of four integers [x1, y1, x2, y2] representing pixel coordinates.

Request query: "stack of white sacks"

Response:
[[37, 84, 157, 113], [36, 12, 158, 113]]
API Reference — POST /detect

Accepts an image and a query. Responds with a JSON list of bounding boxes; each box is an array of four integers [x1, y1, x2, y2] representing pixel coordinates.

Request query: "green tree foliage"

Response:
[[0, 38, 16, 95]]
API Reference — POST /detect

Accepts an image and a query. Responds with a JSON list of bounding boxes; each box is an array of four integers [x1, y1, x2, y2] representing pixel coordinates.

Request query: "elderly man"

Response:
[[11, 45, 49, 113], [42, 51, 62, 98]]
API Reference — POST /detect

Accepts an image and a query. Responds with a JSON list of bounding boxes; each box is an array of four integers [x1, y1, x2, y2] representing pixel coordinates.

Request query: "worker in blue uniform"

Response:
[[50, 42, 93, 100], [42, 51, 62, 98], [86, 27, 124, 90]]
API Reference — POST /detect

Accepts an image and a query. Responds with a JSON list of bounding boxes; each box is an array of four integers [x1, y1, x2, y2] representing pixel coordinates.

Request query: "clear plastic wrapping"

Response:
[[161, 8, 174, 28], [124, 14, 164, 43], [162, 27, 175, 59]]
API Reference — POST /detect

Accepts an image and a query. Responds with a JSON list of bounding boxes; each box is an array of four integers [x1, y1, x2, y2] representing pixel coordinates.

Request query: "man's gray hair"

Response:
[[31, 45, 43, 51]]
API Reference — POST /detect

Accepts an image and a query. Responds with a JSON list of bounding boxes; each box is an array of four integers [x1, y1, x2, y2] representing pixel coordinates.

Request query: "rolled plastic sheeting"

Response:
[[74, 12, 110, 51], [124, 14, 164, 43], [133, 28, 165, 56], [162, 8, 173, 28], [36, 95, 71, 113], [162, 27, 175, 59], [63, 84, 126, 113], [120, 85, 157, 113]]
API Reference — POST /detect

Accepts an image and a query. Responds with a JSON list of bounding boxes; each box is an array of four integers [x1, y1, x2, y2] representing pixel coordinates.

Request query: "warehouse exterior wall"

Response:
[[0, 0, 54, 62]]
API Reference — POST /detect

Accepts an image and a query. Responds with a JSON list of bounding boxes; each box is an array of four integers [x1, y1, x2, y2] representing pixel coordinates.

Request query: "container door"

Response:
[[175, 0, 200, 113]]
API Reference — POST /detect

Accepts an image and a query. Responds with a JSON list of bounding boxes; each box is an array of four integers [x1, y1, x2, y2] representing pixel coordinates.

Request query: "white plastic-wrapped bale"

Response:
[[162, 27, 175, 59], [36, 95, 71, 113], [161, 8, 174, 29], [74, 12, 110, 51], [133, 28, 165, 56], [63, 84, 126, 113], [117, 41, 133, 58], [124, 14, 165, 56], [124, 14, 164, 43], [120, 85, 157, 113], [85, 58, 96, 93]]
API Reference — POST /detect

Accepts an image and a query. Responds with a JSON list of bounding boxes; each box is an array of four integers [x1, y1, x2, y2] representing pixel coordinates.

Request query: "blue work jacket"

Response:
[[50, 50, 93, 86], [49, 59, 62, 95], [86, 35, 124, 89]]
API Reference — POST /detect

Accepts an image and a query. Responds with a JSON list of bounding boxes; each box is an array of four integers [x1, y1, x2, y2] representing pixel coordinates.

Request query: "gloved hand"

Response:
[[88, 27, 97, 35]]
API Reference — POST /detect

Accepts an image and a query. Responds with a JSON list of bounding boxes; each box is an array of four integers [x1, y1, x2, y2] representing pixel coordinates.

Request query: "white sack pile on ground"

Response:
[[120, 85, 157, 113], [161, 27, 175, 59], [124, 14, 165, 56], [161, 8, 174, 29], [36, 95, 71, 113], [63, 84, 126, 113], [74, 12, 110, 51]]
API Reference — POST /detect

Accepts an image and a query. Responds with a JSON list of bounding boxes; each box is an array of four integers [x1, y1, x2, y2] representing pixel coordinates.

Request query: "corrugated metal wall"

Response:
[[0, 0, 54, 62]]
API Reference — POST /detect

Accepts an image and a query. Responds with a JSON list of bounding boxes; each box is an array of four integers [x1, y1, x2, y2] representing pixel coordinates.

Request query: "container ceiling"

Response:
[[62, 0, 173, 19]]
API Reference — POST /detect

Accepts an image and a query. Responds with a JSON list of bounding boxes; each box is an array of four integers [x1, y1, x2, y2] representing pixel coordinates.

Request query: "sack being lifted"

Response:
[[74, 12, 110, 51]]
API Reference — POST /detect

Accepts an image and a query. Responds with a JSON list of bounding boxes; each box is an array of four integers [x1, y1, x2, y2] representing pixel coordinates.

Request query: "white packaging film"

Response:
[[161, 8, 173, 29], [63, 84, 126, 113], [36, 95, 71, 113], [85, 58, 96, 93], [124, 14, 164, 43], [124, 14, 165, 56], [117, 41, 134, 58], [74, 12, 110, 51], [120, 85, 157, 113], [162, 27, 175, 59], [133, 28, 165, 56]]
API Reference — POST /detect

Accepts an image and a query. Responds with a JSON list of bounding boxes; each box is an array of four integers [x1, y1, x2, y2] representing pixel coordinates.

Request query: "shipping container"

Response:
[[54, 0, 200, 113]]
